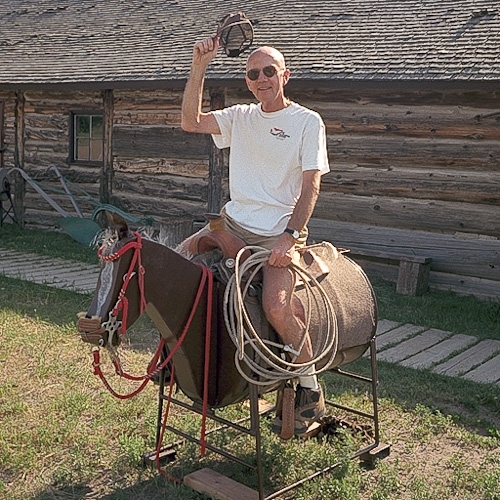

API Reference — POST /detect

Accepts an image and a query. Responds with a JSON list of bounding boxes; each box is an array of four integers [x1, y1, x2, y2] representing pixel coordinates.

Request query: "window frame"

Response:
[[69, 110, 104, 166]]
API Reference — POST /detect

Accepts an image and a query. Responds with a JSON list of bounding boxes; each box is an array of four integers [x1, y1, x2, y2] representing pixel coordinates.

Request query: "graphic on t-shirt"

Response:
[[270, 127, 290, 140]]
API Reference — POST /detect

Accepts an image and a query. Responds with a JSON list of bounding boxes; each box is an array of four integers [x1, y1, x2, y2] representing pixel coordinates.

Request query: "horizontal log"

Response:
[[314, 192, 500, 237], [115, 158, 209, 178], [24, 192, 96, 219], [114, 88, 182, 109], [113, 172, 207, 201], [321, 165, 500, 204], [349, 247, 431, 265], [24, 90, 103, 112], [20, 164, 102, 187], [24, 139, 68, 154], [113, 126, 209, 159], [314, 102, 500, 141], [327, 135, 499, 168], [20, 170, 100, 194], [24, 113, 70, 131], [112, 193, 206, 221], [309, 218, 500, 282], [114, 111, 181, 126], [284, 88, 500, 108], [348, 257, 500, 300], [428, 270, 500, 301], [23, 151, 69, 166]]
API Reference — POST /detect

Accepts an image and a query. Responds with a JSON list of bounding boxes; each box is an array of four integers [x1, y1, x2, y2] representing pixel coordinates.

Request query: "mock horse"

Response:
[[77, 213, 377, 410]]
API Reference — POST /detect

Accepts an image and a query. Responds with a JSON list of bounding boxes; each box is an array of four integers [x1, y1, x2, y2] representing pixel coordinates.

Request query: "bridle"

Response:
[[77, 231, 154, 397], [97, 231, 147, 340]]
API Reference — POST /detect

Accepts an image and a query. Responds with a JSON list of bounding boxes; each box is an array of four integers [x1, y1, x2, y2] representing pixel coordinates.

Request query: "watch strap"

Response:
[[284, 227, 300, 239]]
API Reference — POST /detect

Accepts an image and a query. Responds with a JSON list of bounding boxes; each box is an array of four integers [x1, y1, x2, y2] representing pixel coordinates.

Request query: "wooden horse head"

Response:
[[77, 212, 259, 408]]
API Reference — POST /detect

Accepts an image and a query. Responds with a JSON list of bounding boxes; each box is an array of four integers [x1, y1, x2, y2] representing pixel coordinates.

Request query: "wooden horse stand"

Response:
[[148, 338, 389, 500]]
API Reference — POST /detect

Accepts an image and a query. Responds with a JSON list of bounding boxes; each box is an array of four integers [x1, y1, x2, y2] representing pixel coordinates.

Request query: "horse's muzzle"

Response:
[[77, 314, 108, 346]]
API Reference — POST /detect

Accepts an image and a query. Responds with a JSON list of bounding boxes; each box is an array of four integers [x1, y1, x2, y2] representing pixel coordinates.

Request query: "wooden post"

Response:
[[396, 258, 432, 296], [0, 100, 4, 169], [208, 90, 225, 214], [14, 91, 25, 226], [101, 89, 114, 204]]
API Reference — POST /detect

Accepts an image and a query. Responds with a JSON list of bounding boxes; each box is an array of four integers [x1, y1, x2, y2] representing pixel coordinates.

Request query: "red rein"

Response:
[[92, 232, 214, 460]]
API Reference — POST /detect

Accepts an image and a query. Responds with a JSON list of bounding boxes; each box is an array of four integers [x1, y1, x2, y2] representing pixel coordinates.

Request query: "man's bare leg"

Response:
[[263, 263, 325, 436], [262, 264, 312, 364]]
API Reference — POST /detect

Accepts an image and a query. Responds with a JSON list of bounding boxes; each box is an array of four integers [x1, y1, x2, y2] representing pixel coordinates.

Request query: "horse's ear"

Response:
[[105, 211, 130, 239]]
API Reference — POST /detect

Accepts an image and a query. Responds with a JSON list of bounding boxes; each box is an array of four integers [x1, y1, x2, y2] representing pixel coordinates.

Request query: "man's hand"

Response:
[[267, 233, 296, 268], [192, 36, 220, 68]]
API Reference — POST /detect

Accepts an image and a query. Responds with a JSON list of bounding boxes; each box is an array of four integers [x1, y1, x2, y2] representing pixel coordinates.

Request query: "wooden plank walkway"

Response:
[[0, 248, 100, 294], [1, 249, 499, 386], [376, 320, 500, 386]]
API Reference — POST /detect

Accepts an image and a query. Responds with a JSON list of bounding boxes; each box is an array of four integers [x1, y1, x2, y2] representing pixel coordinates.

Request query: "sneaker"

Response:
[[293, 385, 326, 436]]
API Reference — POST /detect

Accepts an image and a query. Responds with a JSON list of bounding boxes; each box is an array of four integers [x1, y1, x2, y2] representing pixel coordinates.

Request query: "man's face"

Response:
[[245, 50, 290, 109]]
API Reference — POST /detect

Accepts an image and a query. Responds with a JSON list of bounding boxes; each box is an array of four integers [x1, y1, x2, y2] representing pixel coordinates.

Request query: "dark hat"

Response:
[[217, 12, 254, 57]]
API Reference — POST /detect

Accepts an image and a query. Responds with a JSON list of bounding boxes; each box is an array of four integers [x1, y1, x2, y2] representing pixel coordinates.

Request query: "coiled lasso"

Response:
[[223, 245, 339, 386]]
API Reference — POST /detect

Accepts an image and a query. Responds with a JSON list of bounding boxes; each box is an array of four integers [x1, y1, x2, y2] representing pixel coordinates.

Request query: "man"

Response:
[[181, 35, 330, 436]]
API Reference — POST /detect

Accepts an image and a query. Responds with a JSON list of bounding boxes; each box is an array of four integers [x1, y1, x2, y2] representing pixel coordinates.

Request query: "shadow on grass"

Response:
[[3, 272, 499, 437], [323, 357, 500, 438], [30, 476, 210, 500], [29, 431, 355, 500]]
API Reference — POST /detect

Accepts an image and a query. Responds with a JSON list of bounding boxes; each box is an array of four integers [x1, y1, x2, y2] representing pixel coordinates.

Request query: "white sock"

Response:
[[298, 369, 318, 390]]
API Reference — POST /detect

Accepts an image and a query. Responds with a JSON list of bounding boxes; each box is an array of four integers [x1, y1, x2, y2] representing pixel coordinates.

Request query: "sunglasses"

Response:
[[246, 65, 280, 81]]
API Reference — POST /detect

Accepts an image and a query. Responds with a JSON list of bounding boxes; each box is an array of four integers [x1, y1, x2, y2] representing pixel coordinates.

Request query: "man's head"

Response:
[[245, 46, 290, 112]]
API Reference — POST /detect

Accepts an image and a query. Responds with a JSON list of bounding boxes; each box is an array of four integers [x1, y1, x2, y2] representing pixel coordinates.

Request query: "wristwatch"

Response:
[[284, 227, 300, 240]]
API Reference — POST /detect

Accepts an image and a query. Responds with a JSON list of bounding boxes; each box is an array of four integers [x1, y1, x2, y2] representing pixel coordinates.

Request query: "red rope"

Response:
[[107, 232, 147, 335], [93, 260, 214, 407], [199, 265, 213, 456], [92, 231, 151, 390], [153, 264, 214, 476]]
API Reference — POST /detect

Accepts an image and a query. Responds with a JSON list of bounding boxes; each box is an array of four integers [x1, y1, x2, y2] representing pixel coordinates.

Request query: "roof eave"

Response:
[[0, 77, 498, 93]]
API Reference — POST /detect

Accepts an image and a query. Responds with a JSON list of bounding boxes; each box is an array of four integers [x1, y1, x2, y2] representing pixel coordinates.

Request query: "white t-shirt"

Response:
[[212, 102, 330, 236]]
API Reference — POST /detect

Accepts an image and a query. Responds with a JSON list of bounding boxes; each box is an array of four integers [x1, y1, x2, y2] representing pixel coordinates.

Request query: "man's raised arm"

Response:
[[181, 36, 222, 135]]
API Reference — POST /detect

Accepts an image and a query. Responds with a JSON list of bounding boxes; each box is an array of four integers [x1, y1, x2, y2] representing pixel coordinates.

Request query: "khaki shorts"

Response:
[[220, 208, 308, 251]]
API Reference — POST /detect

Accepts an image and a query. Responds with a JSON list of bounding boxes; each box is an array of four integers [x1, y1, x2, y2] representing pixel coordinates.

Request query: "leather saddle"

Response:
[[183, 213, 330, 285]]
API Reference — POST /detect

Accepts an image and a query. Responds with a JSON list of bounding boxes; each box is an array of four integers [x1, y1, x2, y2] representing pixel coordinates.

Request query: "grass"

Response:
[[1, 224, 500, 499], [0, 223, 98, 265]]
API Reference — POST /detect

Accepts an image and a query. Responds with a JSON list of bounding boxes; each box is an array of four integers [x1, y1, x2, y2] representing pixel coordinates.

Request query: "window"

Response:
[[71, 112, 103, 163]]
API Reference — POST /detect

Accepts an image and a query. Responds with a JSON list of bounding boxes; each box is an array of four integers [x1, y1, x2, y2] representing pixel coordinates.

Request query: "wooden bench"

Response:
[[346, 248, 432, 296]]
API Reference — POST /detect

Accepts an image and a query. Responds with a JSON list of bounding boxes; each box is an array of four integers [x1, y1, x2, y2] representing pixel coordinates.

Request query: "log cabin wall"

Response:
[[0, 88, 216, 229], [283, 85, 500, 299], [0, 84, 498, 298], [0, 90, 105, 227], [111, 88, 214, 222], [228, 86, 500, 237]]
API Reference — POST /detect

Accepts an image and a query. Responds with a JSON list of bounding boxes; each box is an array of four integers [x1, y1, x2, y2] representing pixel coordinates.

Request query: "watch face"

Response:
[[285, 228, 300, 239]]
